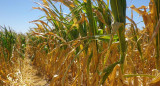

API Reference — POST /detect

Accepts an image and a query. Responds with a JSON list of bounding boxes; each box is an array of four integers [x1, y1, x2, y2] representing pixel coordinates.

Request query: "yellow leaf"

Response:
[[130, 5, 145, 15], [150, 73, 160, 85], [84, 0, 87, 3], [42, 0, 48, 6], [30, 20, 52, 31], [32, 7, 51, 19], [70, 3, 75, 8], [110, 64, 120, 86], [94, 9, 106, 24], [67, 14, 86, 33], [80, 44, 83, 50], [138, 5, 148, 9]]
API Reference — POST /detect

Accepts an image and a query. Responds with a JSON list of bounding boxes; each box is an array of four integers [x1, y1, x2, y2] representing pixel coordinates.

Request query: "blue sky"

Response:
[[0, 0, 43, 33], [0, 0, 150, 33]]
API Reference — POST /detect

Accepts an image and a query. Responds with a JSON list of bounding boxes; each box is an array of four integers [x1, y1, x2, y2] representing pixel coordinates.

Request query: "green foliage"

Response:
[[101, 61, 120, 84], [110, 0, 126, 68], [0, 26, 16, 61]]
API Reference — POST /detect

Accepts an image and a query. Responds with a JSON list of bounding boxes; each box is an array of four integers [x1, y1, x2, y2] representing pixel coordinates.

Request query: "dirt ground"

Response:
[[7, 57, 49, 86]]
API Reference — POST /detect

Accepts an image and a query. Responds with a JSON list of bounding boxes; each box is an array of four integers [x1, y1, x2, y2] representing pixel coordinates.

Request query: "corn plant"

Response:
[[30, 0, 116, 85], [110, 0, 126, 65], [153, 0, 160, 70], [1, 0, 160, 85], [0, 26, 16, 61], [27, 0, 160, 85], [16, 34, 26, 59], [0, 26, 25, 85]]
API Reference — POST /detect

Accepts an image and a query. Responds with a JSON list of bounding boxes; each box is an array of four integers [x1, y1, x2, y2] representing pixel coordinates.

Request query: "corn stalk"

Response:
[[101, 0, 126, 84], [110, 0, 126, 71], [153, 0, 160, 69]]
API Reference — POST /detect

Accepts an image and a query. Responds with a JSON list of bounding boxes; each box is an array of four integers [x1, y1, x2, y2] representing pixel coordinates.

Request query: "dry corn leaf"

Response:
[[53, 0, 75, 8], [67, 13, 87, 33], [93, 9, 106, 24], [138, 5, 148, 9], [83, 0, 87, 3], [130, 4, 154, 38], [110, 64, 119, 86], [150, 73, 160, 86], [32, 7, 51, 19], [42, 0, 48, 6], [130, 5, 145, 15]]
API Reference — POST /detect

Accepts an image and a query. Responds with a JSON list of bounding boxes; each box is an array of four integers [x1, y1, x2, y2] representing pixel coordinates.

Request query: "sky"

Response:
[[0, 0, 44, 33], [0, 0, 150, 33]]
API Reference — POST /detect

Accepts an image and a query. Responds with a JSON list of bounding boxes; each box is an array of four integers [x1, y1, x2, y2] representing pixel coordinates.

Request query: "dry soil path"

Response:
[[8, 57, 49, 86]]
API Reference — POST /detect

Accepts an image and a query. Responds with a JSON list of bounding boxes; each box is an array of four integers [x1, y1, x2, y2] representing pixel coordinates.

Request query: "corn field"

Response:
[[1, 0, 160, 86]]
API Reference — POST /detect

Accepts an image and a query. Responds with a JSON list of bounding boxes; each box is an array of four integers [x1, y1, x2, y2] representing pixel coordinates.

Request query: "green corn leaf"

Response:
[[101, 61, 120, 84]]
